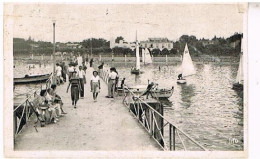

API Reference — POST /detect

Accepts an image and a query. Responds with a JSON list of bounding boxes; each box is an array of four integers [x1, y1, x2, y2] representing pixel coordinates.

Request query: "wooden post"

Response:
[[169, 124, 172, 150], [13, 112, 17, 137], [41, 55, 43, 61], [172, 126, 176, 150], [125, 54, 127, 62], [166, 54, 168, 63], [99, 54, 102, 62]]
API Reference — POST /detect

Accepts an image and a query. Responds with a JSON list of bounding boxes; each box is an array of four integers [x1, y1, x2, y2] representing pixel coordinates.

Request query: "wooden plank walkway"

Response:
[[14, 67, 160, 151]]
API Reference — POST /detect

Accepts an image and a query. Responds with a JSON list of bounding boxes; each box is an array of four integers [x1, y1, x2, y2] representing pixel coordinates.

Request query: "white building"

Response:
[[140, 38, 173, 50]]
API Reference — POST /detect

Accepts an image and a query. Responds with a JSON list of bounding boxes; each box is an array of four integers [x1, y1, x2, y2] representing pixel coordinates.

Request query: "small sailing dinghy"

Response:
[[233, 38, 243, 91], [142, 48, 152, 64], [177, 43, 196, 84], [131, 31, 143, 74]]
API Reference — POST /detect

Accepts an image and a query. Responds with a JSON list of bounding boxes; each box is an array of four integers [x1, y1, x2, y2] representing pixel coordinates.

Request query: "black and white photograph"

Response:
[[3, 2, 251, 158]]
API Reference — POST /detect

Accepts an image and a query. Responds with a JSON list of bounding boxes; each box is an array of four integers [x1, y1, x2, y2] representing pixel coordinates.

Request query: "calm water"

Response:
[[14, 59, 243, 151], [108, 61, 243, 151]]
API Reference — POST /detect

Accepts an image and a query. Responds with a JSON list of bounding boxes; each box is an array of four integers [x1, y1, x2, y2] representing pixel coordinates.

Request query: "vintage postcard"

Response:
[[3, 2, 248, 158]]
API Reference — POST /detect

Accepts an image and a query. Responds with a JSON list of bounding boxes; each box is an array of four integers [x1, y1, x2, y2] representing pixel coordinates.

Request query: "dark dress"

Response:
[[70, 77, 80, 102]]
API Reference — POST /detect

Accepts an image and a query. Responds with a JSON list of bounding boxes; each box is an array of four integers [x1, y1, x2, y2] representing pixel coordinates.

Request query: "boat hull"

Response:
[[131, 68, 143, 75], [151, 87, 174, 99], [177, 79, 186, 84], [14, 74, 51, 84]]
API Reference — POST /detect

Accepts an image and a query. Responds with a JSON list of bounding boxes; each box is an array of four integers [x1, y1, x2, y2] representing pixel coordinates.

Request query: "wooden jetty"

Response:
[[14, 67, 161, 151]]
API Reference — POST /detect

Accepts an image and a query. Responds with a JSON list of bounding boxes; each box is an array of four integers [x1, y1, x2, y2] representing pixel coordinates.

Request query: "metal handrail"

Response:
[[123, 85, 207, 151]]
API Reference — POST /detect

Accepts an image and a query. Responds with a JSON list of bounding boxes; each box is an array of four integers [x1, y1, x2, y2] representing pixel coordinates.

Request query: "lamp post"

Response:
[[52, 20, 56, 84]]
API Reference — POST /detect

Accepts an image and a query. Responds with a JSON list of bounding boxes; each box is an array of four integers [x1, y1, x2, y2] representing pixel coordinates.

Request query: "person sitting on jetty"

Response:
[[34, 90, 59, 125], [67, 71, 82, 108], [47, 84, 67, 114], [106, 67, 118, 98], [117, 78, 126, 90], [90, 71, 101, 102]]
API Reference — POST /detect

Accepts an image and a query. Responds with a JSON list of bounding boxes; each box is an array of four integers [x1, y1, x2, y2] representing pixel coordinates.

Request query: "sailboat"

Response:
[[143, 48, 152, 64], [177, 43, 196, 84], [232, 38, 243, 90], [131, 31, 143, 74]]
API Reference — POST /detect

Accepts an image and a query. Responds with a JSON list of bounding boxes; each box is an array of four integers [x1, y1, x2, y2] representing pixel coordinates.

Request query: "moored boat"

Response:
[[151, 86, 174, 99], [14, 74, 51, 84]]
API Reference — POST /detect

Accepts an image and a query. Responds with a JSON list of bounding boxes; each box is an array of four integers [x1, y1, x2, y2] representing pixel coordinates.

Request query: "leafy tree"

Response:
[[115, 36, 124, 43], [161, 48, 169, 55]]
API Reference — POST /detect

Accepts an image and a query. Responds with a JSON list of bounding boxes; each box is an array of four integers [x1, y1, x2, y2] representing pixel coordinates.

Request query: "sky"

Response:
[[10, 3, 243, 42]]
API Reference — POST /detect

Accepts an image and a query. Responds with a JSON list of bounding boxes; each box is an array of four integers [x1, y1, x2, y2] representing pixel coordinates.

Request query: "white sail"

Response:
[[136, 43, 140, 70], [142, 48, 145, 63], [181, 43, 196, 77], [236, 38, 243, 84], [144, 48, 152, 64]]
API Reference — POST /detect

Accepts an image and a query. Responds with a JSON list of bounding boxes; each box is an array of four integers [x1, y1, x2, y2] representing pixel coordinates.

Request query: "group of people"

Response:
[[53, 55, 121, 108], [32, 84, 67, 126]]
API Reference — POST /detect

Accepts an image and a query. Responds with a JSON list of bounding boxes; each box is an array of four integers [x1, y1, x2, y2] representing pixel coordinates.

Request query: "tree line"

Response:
[[13, 32, 242, 57]]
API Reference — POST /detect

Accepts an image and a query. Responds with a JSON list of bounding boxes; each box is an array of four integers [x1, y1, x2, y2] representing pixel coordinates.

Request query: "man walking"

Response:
[[106, 67, 118, 98], [77, 66, 86, 98]]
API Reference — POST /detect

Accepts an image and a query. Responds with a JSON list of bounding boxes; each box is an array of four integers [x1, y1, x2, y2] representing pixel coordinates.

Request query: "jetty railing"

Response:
[[13, 75, 53, 140], [122, 85, 207, 151]]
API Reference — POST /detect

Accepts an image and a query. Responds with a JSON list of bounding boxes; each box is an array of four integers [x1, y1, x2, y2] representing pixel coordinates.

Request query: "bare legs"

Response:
[[93, 93, 99, 101]]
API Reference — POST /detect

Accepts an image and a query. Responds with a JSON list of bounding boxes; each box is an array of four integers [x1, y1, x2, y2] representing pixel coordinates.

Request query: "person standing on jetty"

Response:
[[55, 63, 62, 85], [61, 62, 67, 82], [77, 66, 86, 98], [66, 71, 82, 108], [68, 63, 75, 80], [89, 58, 94, 67], [106, 67, 118, 98], [90, 71, 101, 102]]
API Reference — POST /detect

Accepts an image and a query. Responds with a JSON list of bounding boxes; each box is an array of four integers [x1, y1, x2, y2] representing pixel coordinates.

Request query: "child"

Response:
[[90, 71, 101, 102]]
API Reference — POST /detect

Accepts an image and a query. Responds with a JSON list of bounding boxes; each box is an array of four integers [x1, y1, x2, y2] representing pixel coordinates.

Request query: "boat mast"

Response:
[[135, 30, 140, 70]]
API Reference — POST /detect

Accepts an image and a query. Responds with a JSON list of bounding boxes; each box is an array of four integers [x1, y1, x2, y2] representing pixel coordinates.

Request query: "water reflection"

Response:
[[179, 84, 196, 108]]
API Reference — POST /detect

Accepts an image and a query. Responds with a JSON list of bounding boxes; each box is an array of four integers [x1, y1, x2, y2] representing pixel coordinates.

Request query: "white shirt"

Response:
[[56, 66, 62, 76], [77, 56, 83, 66], [109, 71, 118, 80], [90, 75, 100, 82], [77, 70, 85, 78], [68, 66, 75, 73]]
